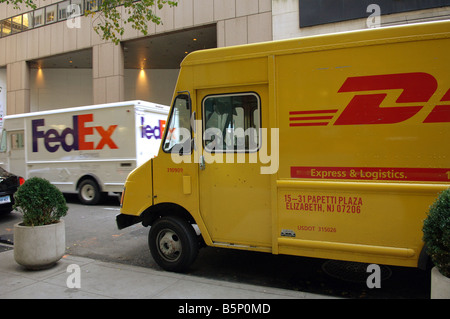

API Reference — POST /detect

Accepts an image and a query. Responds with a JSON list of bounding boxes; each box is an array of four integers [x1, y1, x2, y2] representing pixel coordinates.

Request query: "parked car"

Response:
[[0, 167, 25, 214]]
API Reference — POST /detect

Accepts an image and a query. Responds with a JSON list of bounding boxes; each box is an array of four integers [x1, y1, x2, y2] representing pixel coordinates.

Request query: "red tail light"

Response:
[[19, 177, 25, 186]]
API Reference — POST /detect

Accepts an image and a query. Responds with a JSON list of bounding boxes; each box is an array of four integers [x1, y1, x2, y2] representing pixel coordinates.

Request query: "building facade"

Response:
[[0, 0, 449, 118]]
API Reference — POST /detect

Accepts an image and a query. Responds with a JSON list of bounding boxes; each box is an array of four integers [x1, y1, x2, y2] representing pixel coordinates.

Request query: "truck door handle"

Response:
[[199, 155, 205, 170]]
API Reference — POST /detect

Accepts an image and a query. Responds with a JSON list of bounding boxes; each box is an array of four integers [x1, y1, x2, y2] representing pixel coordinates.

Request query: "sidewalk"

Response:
[[0, 247, 335, 299]]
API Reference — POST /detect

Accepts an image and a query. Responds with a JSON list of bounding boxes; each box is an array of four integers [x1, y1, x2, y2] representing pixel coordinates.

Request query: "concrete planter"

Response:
[[14, 220, 65, 270], [431, 266, 450, 299]]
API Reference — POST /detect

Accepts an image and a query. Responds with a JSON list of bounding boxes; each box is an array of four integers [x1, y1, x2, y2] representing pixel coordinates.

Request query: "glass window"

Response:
[[22, 12, 34, 30], [85, 0, 100, 12], [11, 132, 25, 150], [46, 4, 57, 24], [11, 15, 22, 33], [1, 19, 12, 37], [203, 93, 260, 152], [70, 0, 84, 16], [58, 1, 71, 20], [163, 94, 191, 154], [34, 8, 44, 27], [0, 130, 7, 152]]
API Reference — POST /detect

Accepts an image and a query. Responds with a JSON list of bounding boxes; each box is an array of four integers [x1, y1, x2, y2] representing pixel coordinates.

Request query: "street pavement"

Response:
[[0, 247, 336, 300]]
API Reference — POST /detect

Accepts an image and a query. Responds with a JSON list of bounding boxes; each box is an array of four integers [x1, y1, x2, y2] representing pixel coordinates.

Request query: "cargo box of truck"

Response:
[[0, 100, 169, 204]]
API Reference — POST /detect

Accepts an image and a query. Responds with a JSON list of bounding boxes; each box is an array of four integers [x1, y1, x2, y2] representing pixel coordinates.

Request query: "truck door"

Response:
[[197, 86, 272, 250]]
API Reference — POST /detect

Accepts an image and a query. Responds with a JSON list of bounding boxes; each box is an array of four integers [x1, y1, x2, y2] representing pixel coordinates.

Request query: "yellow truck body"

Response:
[[117, 21, 450, 272]]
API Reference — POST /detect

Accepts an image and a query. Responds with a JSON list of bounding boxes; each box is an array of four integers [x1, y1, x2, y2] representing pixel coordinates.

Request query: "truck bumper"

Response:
[[116, 213, 142, 230]]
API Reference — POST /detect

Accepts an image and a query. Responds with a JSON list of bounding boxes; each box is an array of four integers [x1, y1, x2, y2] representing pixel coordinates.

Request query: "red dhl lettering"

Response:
[[289, 72, 450, 126]]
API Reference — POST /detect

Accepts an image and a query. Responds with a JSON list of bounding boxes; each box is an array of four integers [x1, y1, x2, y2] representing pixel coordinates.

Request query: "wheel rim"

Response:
[[80, 184, 95, 201], [156, 229, 182, 262]]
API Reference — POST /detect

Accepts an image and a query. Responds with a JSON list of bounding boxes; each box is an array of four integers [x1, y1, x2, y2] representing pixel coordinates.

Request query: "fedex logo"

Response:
[[141, 116, 166, 140], [289, 72, 450, 126], [32, 113, 118, 153]]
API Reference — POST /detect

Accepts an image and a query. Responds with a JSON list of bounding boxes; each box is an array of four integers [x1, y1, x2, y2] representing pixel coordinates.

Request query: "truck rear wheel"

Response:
[[148, 216, 199, 272], [78, 179, 101, 205]]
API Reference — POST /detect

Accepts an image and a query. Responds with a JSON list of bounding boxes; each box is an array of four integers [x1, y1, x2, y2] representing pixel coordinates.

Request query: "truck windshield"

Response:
[[163, 94, 191, 154]]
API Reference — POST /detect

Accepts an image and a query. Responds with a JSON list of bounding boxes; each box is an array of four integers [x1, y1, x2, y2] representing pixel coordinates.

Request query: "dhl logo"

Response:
[[289, 72, 450, 127]]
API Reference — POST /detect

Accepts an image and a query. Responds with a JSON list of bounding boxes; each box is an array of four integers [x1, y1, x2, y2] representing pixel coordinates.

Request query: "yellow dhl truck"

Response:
[[116, 21, 450, 272]]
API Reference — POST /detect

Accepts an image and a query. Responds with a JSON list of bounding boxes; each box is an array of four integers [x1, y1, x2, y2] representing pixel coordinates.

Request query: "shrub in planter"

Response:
[[13, 177, 68, 269], [423, 188, 450, 278], [13, 177, 68, 226]]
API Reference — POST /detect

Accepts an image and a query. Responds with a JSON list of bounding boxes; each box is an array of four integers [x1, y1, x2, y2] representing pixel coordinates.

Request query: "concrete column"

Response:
[[6, 61, 30, 115], [92, 42, 124, 104]]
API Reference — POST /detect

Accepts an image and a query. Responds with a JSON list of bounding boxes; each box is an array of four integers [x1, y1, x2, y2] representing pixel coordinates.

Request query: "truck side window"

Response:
[[0, 130, 6, 152], [11, 132, 24, 150], [163, 94, 191, 154], [203, 92, 260, 152]]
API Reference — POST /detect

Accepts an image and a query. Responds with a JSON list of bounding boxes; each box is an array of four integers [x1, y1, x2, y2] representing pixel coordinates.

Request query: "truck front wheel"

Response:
[[148, 216, 199, 272]]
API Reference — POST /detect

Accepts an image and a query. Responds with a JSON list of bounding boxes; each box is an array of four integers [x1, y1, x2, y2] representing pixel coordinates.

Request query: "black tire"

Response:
[[77, 179, 101, 205], [148, 216, 199, 272]]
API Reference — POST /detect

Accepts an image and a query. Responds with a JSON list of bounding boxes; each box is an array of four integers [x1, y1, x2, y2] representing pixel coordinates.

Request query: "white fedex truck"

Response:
[[0, 100, 169, 205]]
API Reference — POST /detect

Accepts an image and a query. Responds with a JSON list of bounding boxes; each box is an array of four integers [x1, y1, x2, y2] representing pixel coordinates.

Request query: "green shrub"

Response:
[[13, 177, 68, 226], [423, 188, 450, 277]]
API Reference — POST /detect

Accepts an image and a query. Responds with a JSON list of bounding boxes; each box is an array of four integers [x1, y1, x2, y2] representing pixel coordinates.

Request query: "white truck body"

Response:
[[0, 100, 169, 204]]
